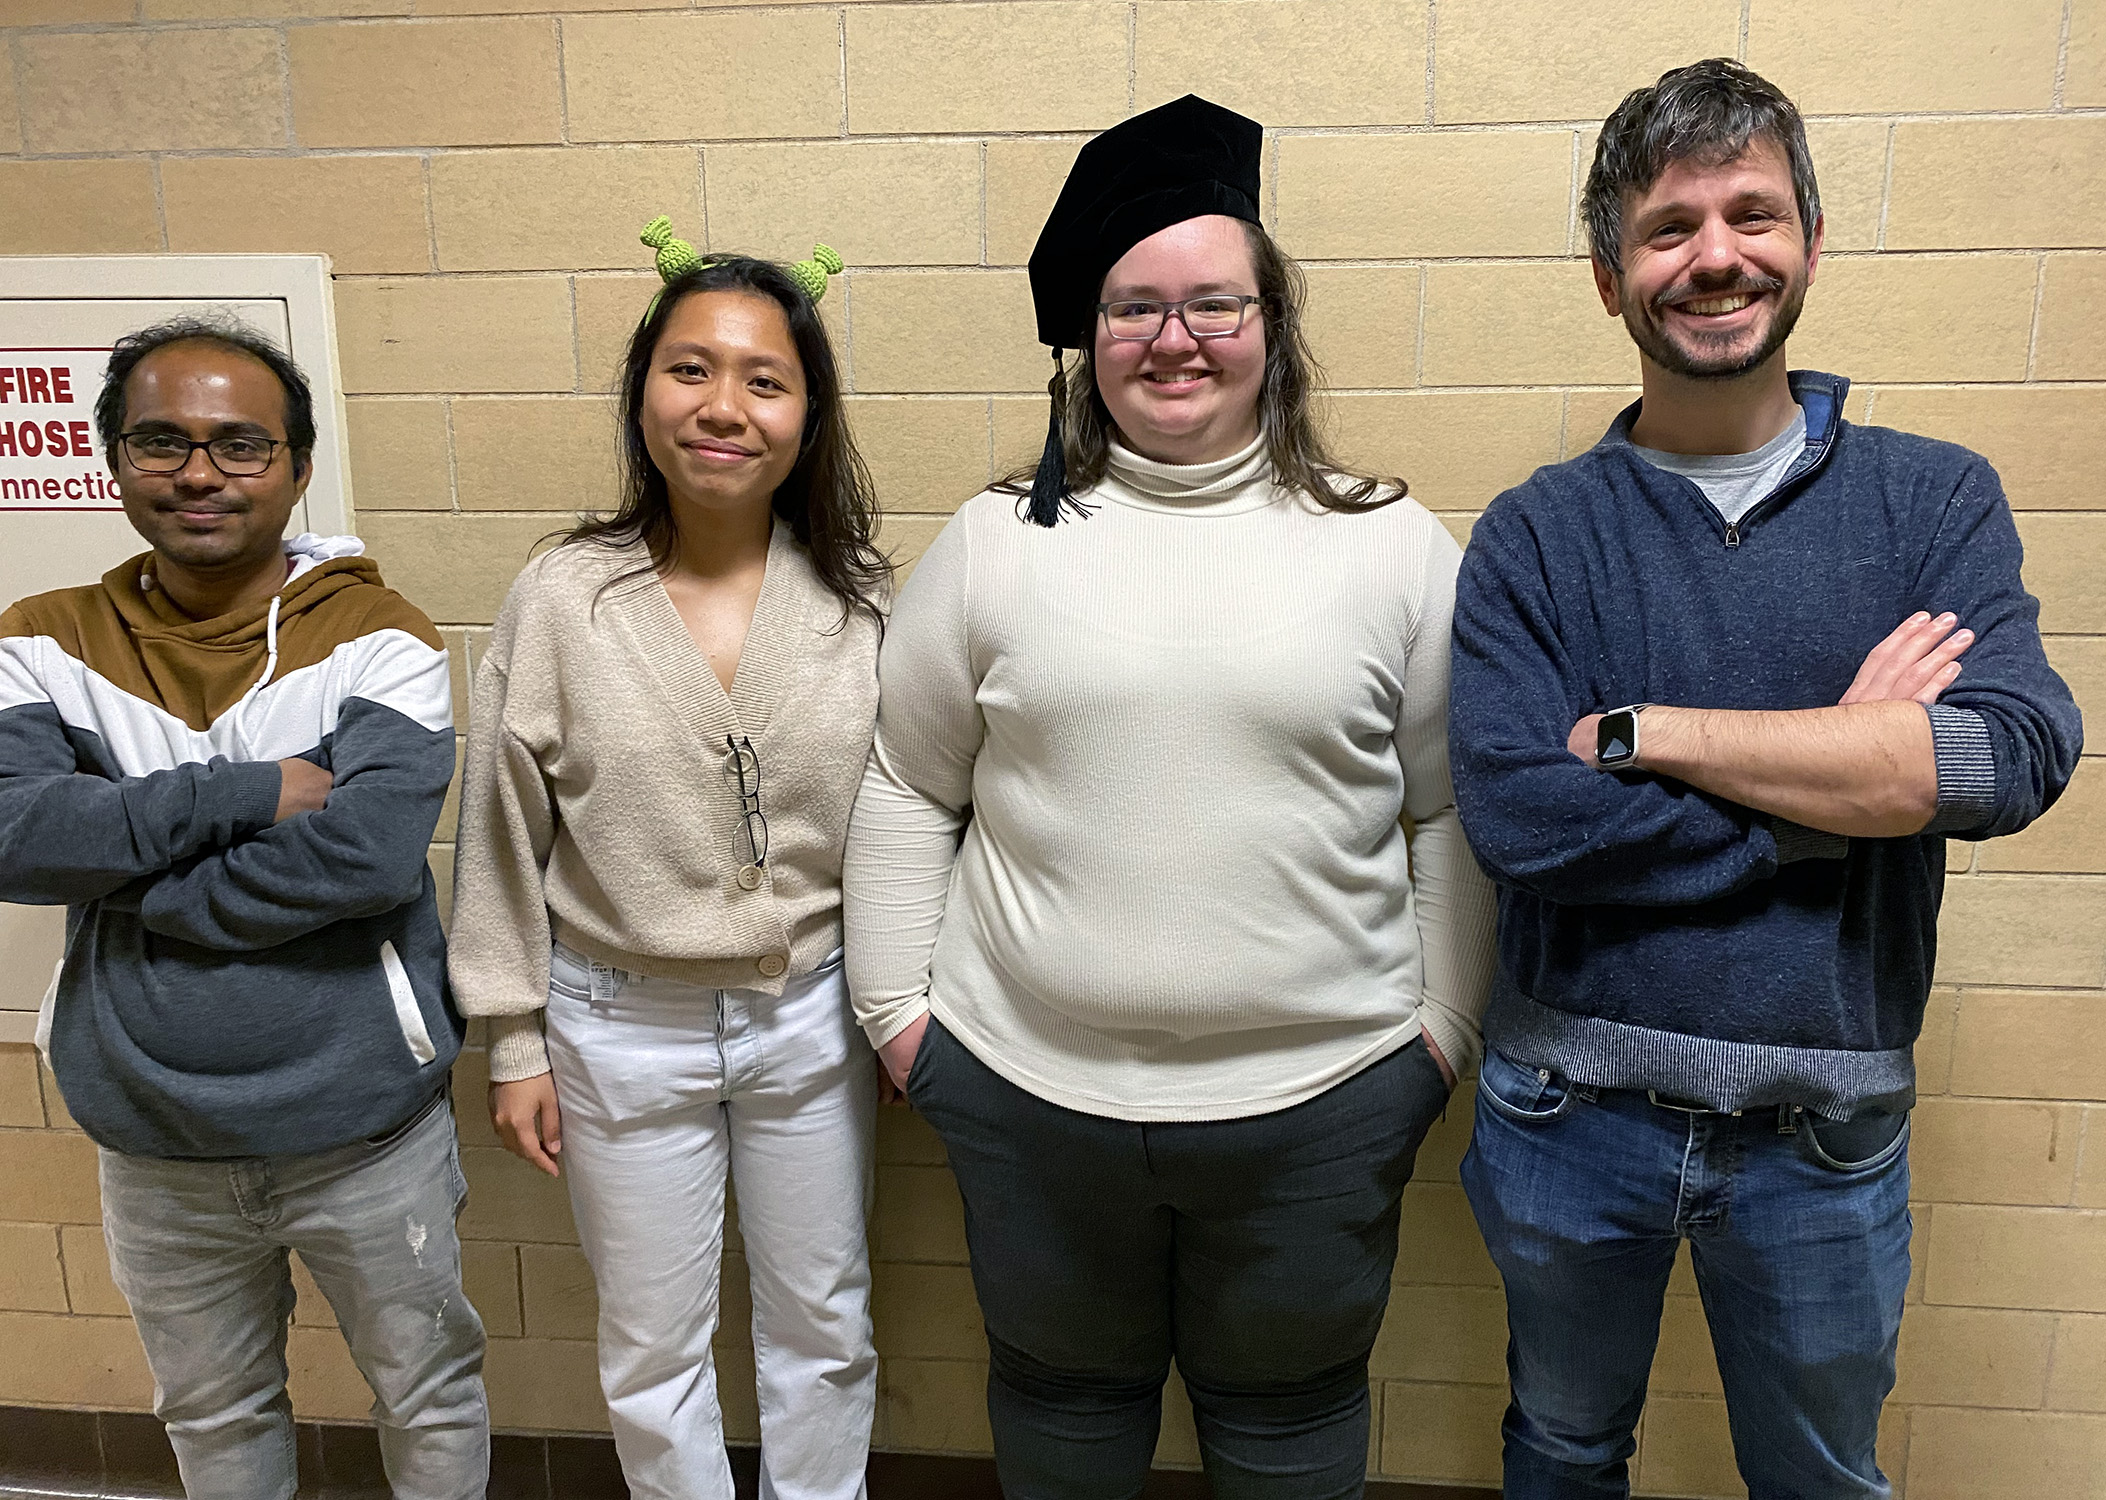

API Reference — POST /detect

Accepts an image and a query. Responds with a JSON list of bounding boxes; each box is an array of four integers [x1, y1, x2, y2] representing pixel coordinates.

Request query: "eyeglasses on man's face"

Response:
[[119, 430, 286, 478], [1096, 294, 1262, 342]]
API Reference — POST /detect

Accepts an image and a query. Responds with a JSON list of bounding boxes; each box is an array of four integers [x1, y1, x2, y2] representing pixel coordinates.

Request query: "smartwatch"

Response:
[[1595, 703, 1652, 769]]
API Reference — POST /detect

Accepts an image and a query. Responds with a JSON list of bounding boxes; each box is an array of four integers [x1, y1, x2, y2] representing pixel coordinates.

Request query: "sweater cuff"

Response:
[[485, 1011, 551, 1083], [861, 998, 931, 1052], [1417, 1002, 1482, 1085], [1769, 816, 1850, 864], [1924, 704, 1997, 835], [224, 757, 285, 838]]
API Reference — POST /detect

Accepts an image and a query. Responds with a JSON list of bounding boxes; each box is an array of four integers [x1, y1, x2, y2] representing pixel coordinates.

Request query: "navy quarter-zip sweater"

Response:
[[1449, 372, 2082, 1116]]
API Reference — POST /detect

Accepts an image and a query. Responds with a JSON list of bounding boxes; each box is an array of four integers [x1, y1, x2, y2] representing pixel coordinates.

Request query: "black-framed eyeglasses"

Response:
[[119, 430, 287, 477], [1096, 294, 1262, 342], [726, 735, 768, 867]]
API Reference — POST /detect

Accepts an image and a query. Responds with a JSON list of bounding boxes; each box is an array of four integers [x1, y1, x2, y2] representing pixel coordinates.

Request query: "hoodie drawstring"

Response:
[[231, 594, 281, 758]]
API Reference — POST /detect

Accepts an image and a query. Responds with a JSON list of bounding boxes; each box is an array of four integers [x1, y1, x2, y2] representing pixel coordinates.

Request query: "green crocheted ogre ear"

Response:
[[786, 244, 845, 302], [640, 215, 705, 283]]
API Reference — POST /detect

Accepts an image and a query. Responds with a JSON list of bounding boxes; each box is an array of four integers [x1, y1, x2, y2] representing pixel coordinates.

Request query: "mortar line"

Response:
[[2054, 0, 2074, 110], [3, 34, 23, 156], [697, 145, 712, 251], [443, 390, 463, 513], [1565, 129, 1583, 256], [274, 21, 295, 152], [1424, 0, 1438, 125], [421, 153, 439, 273], [1874, 122, 1896, 251], [2025, 254, 2049, 381], [1126, 3, 1136, 114], [1555, 389, 1571, 459], [837, 8, 850, 139], [554, 16, 572, 146], [1412, 265, 1428, 385], [149, 154, 169, 252], [1737, 0, 1751, 61], [978, 140, 989, 266]]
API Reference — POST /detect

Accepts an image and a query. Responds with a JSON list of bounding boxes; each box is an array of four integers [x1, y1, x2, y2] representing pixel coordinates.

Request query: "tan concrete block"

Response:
[[460, 1239, 519, 1339], [1635, 1396, 1740, 1498], [877, 513, 952, 587], [58, 1224, 126, 1317], [0, 160, 161, 256], [1925, 1204, 2106, 1312], [1892, 1304, 2055, 1408], [852, 272, 1043, 394], [1888, 120, 2106, 253], [346, 399, 451, 516], [336, 276, 574, 396], [1951, 990, 2106, 1103], [432, 148, 698, 275], [1325, 391, 1563, 515], [2072, 0, 2106, 107], [361, 515, 559, 627], [38, 1060, 77, 1133], [163, 155, 427, 275], [1791, 255, 2038, 385], [1135, 0, 1424, 126], [1981, 764, 2106, 876], [483, 1335, 610, 1432], [1155, 1365, 1200, 1466], [2035, 255, 2106, 381], [848, 3, 1125, 135], [846, 397, 989, 518], [1434, 0, 1740, 124], [716, 1249, 751, 1350], [1435, 513, 1477, 550], [1936, 876, 2106, 989], [2045, 639, 2105, 743], [452, 398, 617, 513], [1871, 386, 2106, 513], [565, 11, 840, 145], [417, 0, 676, 11], [519, 1242, 598, 1342], [1411, 1083, 1475, 1184], [574, 274, 660, 395], [2018, 513, 2106, 635], [292, 19, 560, 148], [986, 138, 1083, 268], [713, 1335, 759, 1444], [1277, 132, 1573, 260], [442, 628, 492, 729], [879, 1358, 993, 1453], [1563, 388, 1642, 456], [0, 1310, 154, 1408], [1376, 1378, 1503, 1484], [456, 1144, 577, 1244], [1906, 1408, 2106, 1499], [448, 1054, 498, 1148], [1394, 1182, 1500, 1287], [1668, 1238, 1697, 1296], [18, 28, 283, 153], [1297, 267, 1420, 392], [428, 844, 454, 926], [991, 395, 1053, 482], [1647, 1294, 1723, 1397], [145, 0, 408, 13], [0, 1130, 100, 1224], [1422, 262, 1634, 387], [873, 1163, 969, 1266], [1806, 120, 1889, 255], [2084, 1109, 2106, 1210], [707, 142, 979, 269], [0, 60, 20, 156], [2049, 1313, 2106, 1411], [1369, 1285, 1506, 1384], [287, 1325, 372, 1421], [1877, 1404, 1909, 1497], [871, 1263, 983, 1361], [0, 1223, 65, 1313], [1748, 0, 2063, 113], [0, 1048, 42, 1128], [1911, 1098, 2082, 1206], [289, 1251, 333, 1328], [3, 0, 132, 20], [876, 1100, 949, 1167], [1916, 986, 1959, 1097]]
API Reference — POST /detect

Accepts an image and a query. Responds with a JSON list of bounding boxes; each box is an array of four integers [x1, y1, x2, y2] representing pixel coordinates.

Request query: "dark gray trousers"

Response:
[[906, 1019, 1452, 1500]]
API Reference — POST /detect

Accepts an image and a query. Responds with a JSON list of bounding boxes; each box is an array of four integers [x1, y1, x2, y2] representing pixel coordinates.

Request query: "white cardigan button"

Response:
[[757, 954, 787, 978], [736, 865, 763, 890]]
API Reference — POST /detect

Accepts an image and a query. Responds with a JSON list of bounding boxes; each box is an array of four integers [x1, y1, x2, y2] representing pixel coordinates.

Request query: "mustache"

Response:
[[1649, 273, 1785, 315]]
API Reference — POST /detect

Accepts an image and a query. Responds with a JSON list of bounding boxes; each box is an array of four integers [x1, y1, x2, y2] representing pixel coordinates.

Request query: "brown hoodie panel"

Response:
[[2, 551, 444, 732]]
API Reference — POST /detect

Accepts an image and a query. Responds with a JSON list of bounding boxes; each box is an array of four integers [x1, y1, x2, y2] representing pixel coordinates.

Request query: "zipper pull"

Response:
[[1724, 521, 1741, 549]]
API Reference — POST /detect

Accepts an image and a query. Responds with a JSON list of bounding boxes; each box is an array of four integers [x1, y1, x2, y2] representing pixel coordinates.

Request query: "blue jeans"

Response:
[[1459, 1049, 1909, 1500], [99, 1094, 488, 1500]]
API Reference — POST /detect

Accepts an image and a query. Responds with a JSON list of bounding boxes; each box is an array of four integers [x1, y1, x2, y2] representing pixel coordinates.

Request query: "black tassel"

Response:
[[1025, 348, 1071, 528]]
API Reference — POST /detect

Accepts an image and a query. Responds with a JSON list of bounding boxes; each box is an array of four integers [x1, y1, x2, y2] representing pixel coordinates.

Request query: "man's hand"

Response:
[[273, 757, 333, 823], [878, 1012, 931, 1098], [490, 1074, 563, 1177], [1840, 612, 1971, 706]]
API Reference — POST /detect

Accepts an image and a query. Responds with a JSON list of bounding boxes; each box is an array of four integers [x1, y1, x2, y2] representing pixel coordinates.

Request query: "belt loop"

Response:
[[1777, 1103, 1800, 1136]]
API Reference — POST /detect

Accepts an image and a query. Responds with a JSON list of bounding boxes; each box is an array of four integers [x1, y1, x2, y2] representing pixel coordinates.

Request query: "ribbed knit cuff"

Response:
[[1770, 816, 1850, 864], [484, 1011, 551, 1083], [1924, 705, 1997, 835], [225, 757, 286, 839]]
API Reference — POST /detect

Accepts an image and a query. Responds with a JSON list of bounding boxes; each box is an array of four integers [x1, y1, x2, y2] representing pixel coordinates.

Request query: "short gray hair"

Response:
[[1584, 58, 1821, 274]]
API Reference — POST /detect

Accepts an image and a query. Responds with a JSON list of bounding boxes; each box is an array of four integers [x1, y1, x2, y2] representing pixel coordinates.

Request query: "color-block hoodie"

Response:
[[0, 536, 460, 1159]]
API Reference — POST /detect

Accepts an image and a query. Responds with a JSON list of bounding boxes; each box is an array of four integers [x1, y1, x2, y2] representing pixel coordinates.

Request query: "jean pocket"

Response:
[[1802, 1110, 1910, 1173], [547, 942, 597, 1003], [904, 1015, 941, 1098], [1477, 1049, 1576, 1125]]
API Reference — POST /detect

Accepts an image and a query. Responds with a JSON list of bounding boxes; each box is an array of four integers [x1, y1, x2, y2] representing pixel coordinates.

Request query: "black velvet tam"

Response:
[[1026, 94, 1263, 350]]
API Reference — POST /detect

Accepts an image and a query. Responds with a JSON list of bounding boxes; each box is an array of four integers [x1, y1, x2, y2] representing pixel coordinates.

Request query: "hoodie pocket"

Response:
[[379, 940, 438, 1066]]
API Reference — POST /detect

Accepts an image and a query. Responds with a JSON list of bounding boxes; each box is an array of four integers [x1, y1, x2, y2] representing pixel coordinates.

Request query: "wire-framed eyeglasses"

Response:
[[726, 734, 768, 868], [1096, 294, 1262, 342], [119, 430, 287, 477]]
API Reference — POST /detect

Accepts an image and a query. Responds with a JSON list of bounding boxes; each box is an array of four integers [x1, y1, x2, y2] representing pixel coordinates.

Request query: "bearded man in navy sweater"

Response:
[[1449, 60, 2081, 1500]]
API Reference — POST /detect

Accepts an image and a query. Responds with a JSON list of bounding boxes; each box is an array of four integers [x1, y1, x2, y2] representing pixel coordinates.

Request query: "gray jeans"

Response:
[[98, 1094, 489, 1500]]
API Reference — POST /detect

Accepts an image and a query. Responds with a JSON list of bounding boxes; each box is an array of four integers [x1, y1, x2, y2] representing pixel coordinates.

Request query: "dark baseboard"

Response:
[[0, 1404, 1502, 1499]]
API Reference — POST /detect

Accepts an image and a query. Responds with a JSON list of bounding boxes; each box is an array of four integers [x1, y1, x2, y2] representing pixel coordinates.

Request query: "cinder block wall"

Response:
[[1, 3, 2102, 1495]]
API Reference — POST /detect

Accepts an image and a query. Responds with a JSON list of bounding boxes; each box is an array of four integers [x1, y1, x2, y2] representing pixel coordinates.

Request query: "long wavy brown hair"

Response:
[[1000, 219, 1405, 516], [567, 256, 889, 626]]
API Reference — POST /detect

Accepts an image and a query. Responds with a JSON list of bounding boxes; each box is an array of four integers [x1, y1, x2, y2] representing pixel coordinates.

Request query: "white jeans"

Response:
[[545, 944, 876, 1500]]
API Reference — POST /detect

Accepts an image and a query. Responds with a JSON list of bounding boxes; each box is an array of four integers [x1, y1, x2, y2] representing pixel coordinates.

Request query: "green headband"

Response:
[[638, 215, 844, 306]]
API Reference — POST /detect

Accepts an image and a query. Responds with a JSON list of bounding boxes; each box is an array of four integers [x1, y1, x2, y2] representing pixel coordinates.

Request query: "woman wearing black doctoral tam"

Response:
[[843, 94, 1497, 1495]]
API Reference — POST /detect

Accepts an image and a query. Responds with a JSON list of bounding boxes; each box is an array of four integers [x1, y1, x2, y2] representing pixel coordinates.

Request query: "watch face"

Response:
[[1597, 710, 1637, 766]]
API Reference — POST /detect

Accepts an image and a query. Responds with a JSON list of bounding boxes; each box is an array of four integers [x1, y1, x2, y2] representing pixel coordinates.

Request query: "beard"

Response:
[[1621, 267, 1809, 380]]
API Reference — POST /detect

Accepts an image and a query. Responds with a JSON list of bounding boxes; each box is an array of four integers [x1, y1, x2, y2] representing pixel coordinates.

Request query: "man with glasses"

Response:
[[0, 319, 487, 1498]]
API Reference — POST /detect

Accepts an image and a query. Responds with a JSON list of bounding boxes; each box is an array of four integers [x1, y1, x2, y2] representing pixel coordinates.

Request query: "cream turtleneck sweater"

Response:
[[842, 437, 1498, 1122]]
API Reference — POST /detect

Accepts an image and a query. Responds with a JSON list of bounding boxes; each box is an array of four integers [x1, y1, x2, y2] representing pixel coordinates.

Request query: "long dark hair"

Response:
[[1000, 219, 1404, 516], [567, 256, 888, 625]]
